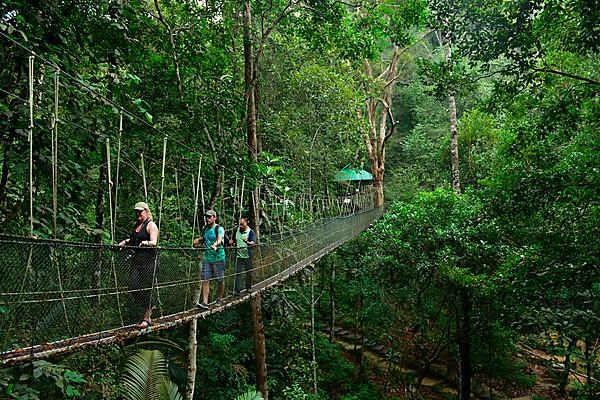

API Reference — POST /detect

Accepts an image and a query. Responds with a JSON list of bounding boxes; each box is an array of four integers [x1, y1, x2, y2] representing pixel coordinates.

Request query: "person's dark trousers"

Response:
[[234, 257, 253, 293]]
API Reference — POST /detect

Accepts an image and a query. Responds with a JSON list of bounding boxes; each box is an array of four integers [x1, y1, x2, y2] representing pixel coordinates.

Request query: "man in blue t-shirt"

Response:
[[193, 209, 225, 309], [229, 217, 256, 296]]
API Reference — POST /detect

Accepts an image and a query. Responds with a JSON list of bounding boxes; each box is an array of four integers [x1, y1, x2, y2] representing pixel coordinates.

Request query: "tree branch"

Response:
[[532, 67, 600, 85]]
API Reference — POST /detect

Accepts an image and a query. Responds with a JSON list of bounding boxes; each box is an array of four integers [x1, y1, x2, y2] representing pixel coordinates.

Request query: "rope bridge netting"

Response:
[[0, 205, 383, 366]]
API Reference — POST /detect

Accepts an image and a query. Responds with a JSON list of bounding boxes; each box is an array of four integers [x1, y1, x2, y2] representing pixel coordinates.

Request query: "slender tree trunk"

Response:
[[329, 260, 336, 343], [363, 45, 400, 208], [244, 1, 257, 163], [560, 339, 576, 394], [251, 294, 268, 399], [457, 289, 471, 400], [244, 0, 261, 238], [310, 273, 318, 394], [186, 319, 198, 400], [208, 164, 223, 209], [584, 339, 591, 384], [0, 136, 11, 208], [91, 148, 106, 306], [443, 36, 461, 194], [152, 4, 201, 394], [94, 149, 106, 236], [153, 0, 184, 102]]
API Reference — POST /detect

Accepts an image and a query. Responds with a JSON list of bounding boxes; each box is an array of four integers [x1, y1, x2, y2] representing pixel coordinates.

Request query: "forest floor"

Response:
[[329, 328, 586, 399]]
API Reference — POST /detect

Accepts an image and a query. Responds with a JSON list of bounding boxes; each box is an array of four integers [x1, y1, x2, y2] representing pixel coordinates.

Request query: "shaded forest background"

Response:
[[0, 0, 598, 399]]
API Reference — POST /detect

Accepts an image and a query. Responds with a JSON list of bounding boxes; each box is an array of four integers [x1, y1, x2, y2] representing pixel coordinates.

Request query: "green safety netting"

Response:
[[0, 206, 383, 365]]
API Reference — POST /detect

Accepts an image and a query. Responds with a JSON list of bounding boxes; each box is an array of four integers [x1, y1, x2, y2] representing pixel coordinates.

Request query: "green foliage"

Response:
[[0, 360, 86, 399], [234, 389, 264, 400], [120, 349, 183, 400]]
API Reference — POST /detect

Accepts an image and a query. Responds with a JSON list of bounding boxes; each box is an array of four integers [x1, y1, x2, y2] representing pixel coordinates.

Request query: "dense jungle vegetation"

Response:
[[0, 0, 598, 399]]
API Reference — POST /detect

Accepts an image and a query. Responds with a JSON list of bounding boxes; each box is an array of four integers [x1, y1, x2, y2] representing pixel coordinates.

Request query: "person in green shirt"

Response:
[[193, 210, 225, 309], [229, 217, 257, 296]]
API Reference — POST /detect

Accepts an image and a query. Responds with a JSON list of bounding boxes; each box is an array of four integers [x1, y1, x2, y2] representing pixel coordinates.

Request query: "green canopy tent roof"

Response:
[[335, 167, 373, 182]]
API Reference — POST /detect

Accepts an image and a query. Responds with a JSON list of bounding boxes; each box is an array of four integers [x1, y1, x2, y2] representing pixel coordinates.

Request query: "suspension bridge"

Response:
[[0, 205, 382, 367], [0, 33, 384, 367]]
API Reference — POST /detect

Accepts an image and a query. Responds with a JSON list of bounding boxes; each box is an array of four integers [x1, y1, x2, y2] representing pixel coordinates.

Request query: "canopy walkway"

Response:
[[0, 206, 382, 367]]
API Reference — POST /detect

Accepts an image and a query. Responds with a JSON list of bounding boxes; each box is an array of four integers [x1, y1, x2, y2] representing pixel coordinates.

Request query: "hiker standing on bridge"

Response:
[[230, 217, 256, 296], [193, 209, 225, 309], [118, 201, 159, 329]]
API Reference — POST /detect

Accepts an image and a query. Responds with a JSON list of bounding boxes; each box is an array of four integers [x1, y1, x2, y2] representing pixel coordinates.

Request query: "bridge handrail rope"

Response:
[[0, 205, 376, 298], [0, 206, 382, 366]]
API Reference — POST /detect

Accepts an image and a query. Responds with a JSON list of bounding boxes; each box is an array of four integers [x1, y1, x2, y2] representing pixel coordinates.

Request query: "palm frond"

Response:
[[234, 390, 263, 400], [121, 349, 168, 400], [159, 378, 184, 400]]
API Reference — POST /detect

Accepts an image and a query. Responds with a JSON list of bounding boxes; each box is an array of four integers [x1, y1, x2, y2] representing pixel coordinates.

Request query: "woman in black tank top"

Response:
[[118, 202, 159, 328]]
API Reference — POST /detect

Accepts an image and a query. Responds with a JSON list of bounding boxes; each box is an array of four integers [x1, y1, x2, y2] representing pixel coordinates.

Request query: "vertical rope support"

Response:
[[227, 176, 239, 297], [238, 177, 245, 221], [200, 174, 206, 213], [106, 139, 115, 243], [153, 134, 168, 316], [300, 193, 305, 223], [28, 55, 34, 237], [52, 243, 72, 335], [219, 169, 225, 215], [157, 135, 168, 240], [113, 111, 123, 233], [174, 169, 182, 238], [141, 153, 148, 202], [231, 177, 238, 229], [283, 189, 288, 227], [106, 139, 123, 325], [51, 68, 60, 238], [191, 157, 202, 244]]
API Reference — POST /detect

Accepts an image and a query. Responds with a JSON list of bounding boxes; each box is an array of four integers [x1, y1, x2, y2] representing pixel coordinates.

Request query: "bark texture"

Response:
[[363, 45, 401, 207], [185, 319, 198, 400], [445, 42, 461, 194], [251, 294, 269, 399]]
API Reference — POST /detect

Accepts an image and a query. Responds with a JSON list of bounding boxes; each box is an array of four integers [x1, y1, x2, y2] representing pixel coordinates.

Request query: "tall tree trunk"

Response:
[[363, 45, 400, 208], [244, 0, 261, 237], [329, 259, 336, 343], [208, 164, 223, 209], [584, 339, 592, 384], [0, 135, 11, 208], [310, 273, 318, 394], [560, 339, 576, 394], [244, 1, 257, 163], [91, 148, 106, 306], [244, 8, 262, 377], [154, 0, 202, 391], [251, 294, 268, 399], [445, 42, 461, 194], [457, 289, 471, 400], [186, 319, 198, 400]]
